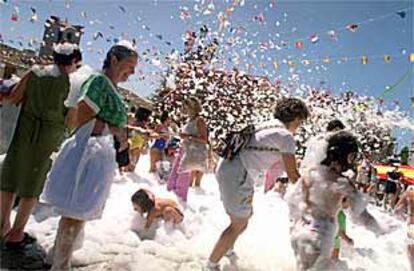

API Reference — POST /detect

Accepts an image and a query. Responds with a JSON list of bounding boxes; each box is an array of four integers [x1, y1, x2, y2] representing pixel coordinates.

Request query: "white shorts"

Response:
[[216, 157, 254, 218]]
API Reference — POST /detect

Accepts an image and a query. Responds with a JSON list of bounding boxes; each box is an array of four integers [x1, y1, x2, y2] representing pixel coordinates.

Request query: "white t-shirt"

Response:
[[239, 119, 296, 181]]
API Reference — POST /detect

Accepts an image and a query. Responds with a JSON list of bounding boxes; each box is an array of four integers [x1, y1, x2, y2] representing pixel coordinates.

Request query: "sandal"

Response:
[[2, 232, 37, 250]]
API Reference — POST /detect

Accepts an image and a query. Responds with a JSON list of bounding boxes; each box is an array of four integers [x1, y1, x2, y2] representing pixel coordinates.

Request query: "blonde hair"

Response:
[[184, 96, 202, 117]]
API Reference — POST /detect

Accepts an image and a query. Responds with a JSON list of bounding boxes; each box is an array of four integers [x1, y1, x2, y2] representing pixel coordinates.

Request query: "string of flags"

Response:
[[253, 6, 413, 51], [269, 53, 414, 69]]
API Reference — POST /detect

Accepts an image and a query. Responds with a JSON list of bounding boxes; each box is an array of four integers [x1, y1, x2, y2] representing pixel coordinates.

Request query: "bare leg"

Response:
[[208, 215, 249, 264], [194, 171, 203, 187], [408, 245, 414, 271], [5, 197, 37, 242], [51, 217, 85, 271], [0, 191, 15, 237], [189, 171, 196, 187], [150, 149, 160, 172]]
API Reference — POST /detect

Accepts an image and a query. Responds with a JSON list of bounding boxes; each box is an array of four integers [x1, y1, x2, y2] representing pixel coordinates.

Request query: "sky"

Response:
[[0, 0, 413, 149]]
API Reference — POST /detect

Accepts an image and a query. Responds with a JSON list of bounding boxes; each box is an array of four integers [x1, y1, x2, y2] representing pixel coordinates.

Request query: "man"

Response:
[[205, 98, 309, 270], [395, 185, 414, 271], [384, 166, 403, 210]]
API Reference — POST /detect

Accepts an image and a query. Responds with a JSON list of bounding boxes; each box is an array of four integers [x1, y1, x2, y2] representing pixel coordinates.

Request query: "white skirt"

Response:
[[41, 120, 117, 221]]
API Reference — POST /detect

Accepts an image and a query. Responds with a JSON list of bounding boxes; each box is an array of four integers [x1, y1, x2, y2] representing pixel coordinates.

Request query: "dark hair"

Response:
[[53, 49, 82, 66], [160, 111, 169, 123], [326, 119, 345, 132], [131, 189, 155, 213], [273, 98, 309, 124], [321, 131, 359, 172], [135, 107, 152, 123], [341, 196, 348, 203], [103, 44, 138, 70]]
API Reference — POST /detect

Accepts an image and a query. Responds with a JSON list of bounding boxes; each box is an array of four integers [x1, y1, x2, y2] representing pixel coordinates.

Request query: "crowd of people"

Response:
[[0, 33, 413, 271]]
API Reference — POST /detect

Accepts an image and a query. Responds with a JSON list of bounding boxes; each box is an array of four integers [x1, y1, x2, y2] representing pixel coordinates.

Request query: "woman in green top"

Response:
[[0, 43, 82, 247], [331, 196, 354, 259], [41, 41, 137, 271]]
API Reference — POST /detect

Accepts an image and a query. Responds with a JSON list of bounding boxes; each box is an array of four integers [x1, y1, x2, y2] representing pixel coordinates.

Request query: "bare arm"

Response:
[[6, 70, 31, 104], [282, 153, 300, 183], [65, 107, 78, 130], [395, 192, 407, 214]]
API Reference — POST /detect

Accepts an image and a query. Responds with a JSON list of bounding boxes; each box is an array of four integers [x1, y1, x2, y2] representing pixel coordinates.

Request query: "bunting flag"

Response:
[[309, 34, 319, 44], [327, 30, 337, 41], [361, 56, 368, 64], [396, 10, 407, 18], [287, 60, 295, 68], [347, 24, 359, 32], [295, 41, 303, 49], [410, 53, 414, 62], [301, 59, 310, 65], [11, 6, 19, 22], [322, 57, 330, 64], [272, 61, 279, 69], [383, 55, 391, 63]]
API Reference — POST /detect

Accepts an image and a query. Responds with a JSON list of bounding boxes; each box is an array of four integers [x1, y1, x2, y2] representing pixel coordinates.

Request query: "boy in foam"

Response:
[[331, 196, 354, 260], [131, 189, 184, 235], [286, 131, 384, 271]]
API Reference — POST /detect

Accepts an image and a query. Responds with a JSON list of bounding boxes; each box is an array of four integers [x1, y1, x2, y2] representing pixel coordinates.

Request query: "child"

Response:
[[131, 189, 184, 230], [331, 196, 354, 260]]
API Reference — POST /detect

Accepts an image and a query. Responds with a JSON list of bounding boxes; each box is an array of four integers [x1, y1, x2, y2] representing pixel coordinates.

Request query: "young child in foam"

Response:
[[286, 131, 384, 271], [331, 196, 354, 260], [131, 189, 184, 240]]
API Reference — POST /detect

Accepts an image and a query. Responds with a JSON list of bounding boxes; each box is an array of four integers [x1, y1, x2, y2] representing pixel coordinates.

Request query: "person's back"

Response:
[[239, 118, 295, 181]]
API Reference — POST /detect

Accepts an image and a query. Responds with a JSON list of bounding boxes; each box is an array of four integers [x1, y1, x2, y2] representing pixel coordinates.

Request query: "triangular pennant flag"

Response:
[[347, 24, 358, 32], [383, 55, 391, 63], [361, 56, 368, 64], [11, 7, 19, 22], [272, 61, 279, 69], [301, 59, 310, 65], [322, 57, 330, 64], [396, 10, 406, 18], [409, 53, 414, 62], [327, 30, 337, 41], [309, 34, 319, 44], [287, 60, 295, 68], [295, 41, 303, 49]]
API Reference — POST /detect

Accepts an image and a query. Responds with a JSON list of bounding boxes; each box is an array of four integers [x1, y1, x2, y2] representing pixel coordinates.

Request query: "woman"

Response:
[[41, 41, 137, 270], [167, 97, 208, 202], [180, 97, 208, 187], [0, 43, 82, 247], [149, 111, 171, 173]]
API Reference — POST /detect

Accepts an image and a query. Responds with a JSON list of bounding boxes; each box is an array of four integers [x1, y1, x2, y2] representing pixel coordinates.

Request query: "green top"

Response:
[[336, 209, 346, 234], [79, 74, 127, 128], [23, 65, 70, 128]]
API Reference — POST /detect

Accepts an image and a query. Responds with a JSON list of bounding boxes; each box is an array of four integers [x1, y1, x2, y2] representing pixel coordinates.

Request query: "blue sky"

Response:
[[0, 0, 413, 149]]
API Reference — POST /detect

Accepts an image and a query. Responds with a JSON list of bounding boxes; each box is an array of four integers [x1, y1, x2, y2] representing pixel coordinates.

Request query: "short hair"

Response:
[[53, 49, 82, 66], [160, 111, 170, 123], [326, 119, 345, 132], [135, 107, 152, 123], [103, 44, 138, 70], [273, 98, 309, 124], [131, 189, 155, 213], [321, 131, 359, 171]]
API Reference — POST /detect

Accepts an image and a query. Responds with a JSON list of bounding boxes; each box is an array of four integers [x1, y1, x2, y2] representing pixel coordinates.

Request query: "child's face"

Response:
[[133, 203, 143, 214], [341, 199, 350, 209]]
